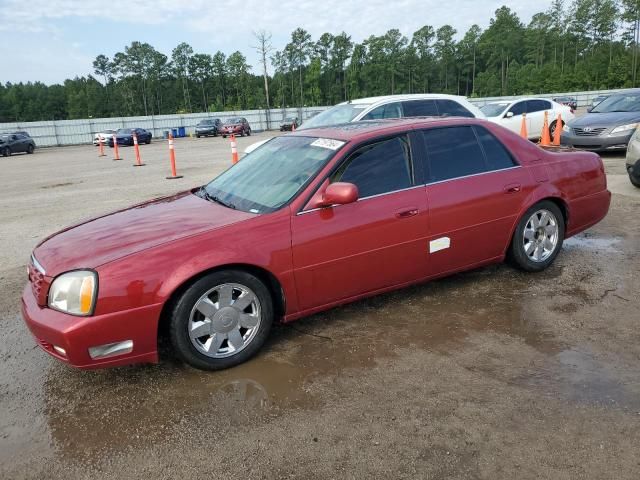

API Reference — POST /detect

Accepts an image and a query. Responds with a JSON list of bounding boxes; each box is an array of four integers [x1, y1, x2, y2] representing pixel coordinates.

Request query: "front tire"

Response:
[[169, 270, 274, 370], [509, 201, 565, 272], [27, 144, 34, 154], [549, 120, 563, 139], [1, 147, 10, 157], [629, 171, 640, 188]]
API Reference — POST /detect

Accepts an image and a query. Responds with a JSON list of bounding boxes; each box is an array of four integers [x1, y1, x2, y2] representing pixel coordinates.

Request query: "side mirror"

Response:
[[505, 111, 514, 118], [316, 182, 359, 208]]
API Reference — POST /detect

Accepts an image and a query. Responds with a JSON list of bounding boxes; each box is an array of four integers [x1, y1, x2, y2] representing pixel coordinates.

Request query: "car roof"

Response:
[[289, 117, 488, 143], [339, 93, 471, 105]]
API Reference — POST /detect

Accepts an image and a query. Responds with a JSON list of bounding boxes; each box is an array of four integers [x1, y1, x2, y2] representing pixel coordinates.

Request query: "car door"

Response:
[[526, 100, 552, 137], [291, 134, 429, 311], [420, 125, 532, 275], [10, 135, 24, 152], [502, 100, 528, 135]]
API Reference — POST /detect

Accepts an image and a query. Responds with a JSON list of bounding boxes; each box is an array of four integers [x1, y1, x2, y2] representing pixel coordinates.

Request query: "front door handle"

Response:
[[504, 183, 521, 194], [395, 208, 419, 219]]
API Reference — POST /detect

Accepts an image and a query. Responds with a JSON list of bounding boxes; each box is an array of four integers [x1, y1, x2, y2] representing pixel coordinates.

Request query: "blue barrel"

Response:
[[171, 128, 178, 138], [178, 126, 186, 138]]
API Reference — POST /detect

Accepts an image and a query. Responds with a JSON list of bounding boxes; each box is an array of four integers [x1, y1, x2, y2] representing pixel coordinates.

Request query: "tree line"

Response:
[[2, 0, 640, 123]]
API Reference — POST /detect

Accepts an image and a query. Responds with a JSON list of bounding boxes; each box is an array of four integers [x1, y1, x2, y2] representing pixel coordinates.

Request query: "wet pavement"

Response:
[[1, 143, 639, 479]]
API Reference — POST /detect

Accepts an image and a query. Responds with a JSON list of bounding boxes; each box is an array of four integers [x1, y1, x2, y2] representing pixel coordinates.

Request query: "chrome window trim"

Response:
[[296, 185, 425, 216], [31, 254, 45, 275], [425, 165, 522, 186], [295, 165, 523, 216]]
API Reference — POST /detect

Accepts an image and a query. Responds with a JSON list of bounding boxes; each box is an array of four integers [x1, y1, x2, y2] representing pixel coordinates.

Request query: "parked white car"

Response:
[[480, 98, 574, 140], [245, 94, 486, 154], [93, 129, 117, 146]]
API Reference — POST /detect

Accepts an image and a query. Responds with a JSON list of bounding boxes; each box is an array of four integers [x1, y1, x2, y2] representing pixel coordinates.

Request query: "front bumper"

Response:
[[221, 127, 243, 135], [196, 128, 216, 135], [561, 130, 634, 151], [21, 284, 162, 369]]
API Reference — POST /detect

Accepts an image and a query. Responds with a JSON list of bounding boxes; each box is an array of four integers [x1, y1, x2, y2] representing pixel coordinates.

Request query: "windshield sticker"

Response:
[[310, 138, 345, 150]]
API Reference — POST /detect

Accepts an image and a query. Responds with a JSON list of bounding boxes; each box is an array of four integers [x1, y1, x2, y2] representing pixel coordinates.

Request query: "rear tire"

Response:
[[247, 129, 251, 136], [169, 270, 274, 371], [549, 120, 563, 139], [629, 171, 640, 188], [1, 147, 10, 157], [27, 144, 34, 154], [509, 201, 565, 272]]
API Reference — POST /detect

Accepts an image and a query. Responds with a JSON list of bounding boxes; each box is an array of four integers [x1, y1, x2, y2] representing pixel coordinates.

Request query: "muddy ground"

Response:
[[0, 135, 639, 479]]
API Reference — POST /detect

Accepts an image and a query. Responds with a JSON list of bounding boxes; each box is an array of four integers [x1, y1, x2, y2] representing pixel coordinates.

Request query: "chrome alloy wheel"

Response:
[[523, 209, 559, 262], [188, 283, 262, 358]]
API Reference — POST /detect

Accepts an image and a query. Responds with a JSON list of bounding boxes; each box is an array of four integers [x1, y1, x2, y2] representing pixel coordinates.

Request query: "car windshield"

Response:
[[117, 128, 132, 134], [225, 118, 242, 124], [592, 93, 640, 113], [298, 103, 370, 130], [198, 120, 214, 125], [480, 103, 509, 117], [202, 136, 343, 213]]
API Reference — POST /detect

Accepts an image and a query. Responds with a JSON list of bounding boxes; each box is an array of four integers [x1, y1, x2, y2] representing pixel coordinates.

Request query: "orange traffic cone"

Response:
[[112, 134, 123, 161], [539, 111, 551, 146], [166, 133, 183, 179], [552, 113, 562, 146], [132, 133, 145, 167], [230, 134, 239, 164], [98, 136, 106, 157], [520, 113, 528, 139]]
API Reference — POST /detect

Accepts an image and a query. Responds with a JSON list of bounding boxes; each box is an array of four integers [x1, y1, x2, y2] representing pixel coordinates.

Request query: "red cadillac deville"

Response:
[[22, 118, 611, 371]]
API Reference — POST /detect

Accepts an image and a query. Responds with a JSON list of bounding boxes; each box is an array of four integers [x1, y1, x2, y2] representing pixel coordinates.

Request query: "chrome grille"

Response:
[[573, 127, 606, 137]]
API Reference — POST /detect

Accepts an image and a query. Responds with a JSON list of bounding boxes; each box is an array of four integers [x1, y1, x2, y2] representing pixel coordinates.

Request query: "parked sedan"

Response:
[[280, 117, 298, 131], [481, 98, 574, 140], [93, 129, 117, 146], [220, 118, 251, 138], [562, 90, 640, 151], [552, 96, 578, 112], [107, 128, 152, 147], [195, 118, 223, 138], [0, 133, 36, 156], [22, 117, 610, 371], [625, 127, 640, 188]]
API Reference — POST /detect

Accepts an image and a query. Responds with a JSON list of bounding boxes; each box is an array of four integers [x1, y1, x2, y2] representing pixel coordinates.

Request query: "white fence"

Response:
[[1, 87, 636, 147], [0, 107, 327, 147]]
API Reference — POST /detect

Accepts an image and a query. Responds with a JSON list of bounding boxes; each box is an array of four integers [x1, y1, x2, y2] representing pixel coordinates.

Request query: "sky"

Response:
[[0, 0, 553, 85]]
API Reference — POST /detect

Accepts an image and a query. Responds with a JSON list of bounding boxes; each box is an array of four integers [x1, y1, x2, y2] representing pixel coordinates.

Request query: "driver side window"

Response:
[[331, 136, 413, 198]]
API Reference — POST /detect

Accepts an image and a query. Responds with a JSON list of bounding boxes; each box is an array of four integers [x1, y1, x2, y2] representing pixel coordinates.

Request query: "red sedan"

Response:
[[22, 118, 611, 371]]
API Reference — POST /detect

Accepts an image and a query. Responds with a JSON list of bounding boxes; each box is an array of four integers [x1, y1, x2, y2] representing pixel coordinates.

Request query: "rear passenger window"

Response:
[[362, 102, 402, 120], [332, 136, 412, 198], [422, 126, 486, 182], [508, 102, 527, 116], [474, 126, 517, 170], [402, 100, 438, 117], [435, 100, 474, 118], [526, 100, 551, 112]]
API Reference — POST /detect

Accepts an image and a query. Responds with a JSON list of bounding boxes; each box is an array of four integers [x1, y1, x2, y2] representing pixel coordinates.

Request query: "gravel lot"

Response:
[[1, 133, 639, 479]]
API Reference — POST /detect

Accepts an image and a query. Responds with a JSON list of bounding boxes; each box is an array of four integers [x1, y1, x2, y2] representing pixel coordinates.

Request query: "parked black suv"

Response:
[[195, 118, 223, 137], [0, 133, 36, 156]]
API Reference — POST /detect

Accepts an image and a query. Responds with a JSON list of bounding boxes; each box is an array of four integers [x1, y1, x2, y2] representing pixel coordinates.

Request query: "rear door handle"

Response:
[[504, 183, 521, 194], [395, 208, 419, 219]]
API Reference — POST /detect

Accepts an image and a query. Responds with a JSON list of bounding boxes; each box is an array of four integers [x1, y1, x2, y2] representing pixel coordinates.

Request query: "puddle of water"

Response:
[[40, 264, 565, 461], [515, 348, 640, 411], [564, 233, 622, 253]]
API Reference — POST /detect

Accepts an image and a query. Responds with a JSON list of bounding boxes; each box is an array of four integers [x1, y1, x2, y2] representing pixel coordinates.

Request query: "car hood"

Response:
[[196, 125, 215, 129], [33, 191, 254, 276], [569, 111, 640, 127]]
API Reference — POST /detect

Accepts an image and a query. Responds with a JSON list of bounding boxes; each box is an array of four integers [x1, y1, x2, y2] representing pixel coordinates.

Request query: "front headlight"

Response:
[[563, 124, 571, 132], [611, 123, 639, 134], [48, 270, 97, 316]]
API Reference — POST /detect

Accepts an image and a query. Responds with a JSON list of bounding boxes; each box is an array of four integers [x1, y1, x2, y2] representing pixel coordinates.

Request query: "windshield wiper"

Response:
[[199, 187, 236, 209]]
